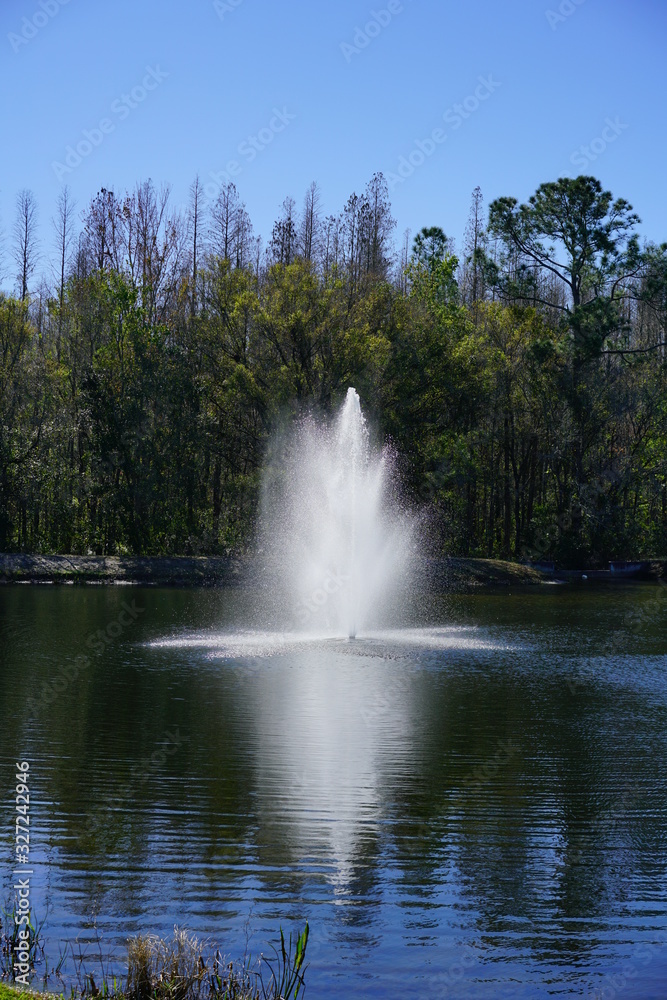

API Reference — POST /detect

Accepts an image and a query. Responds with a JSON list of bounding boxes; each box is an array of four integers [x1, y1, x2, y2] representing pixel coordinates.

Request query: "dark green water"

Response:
[[2, 585, 667, 997]]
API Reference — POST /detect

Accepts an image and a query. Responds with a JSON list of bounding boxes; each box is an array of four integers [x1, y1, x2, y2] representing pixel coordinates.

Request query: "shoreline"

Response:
[[1, 553, 664, 590], [0, 554, 243, 588]]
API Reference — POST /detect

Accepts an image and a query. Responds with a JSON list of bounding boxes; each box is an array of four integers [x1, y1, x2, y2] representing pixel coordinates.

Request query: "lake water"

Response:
[[2, 584, 667, 998]]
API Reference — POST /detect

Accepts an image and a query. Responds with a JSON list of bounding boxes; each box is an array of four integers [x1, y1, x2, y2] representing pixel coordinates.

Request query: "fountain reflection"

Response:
[[247, 651, 417, 890]]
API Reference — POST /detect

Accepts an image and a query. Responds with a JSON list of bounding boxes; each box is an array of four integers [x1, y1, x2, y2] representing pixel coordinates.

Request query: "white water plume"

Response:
[[256, 388, 415, 637]]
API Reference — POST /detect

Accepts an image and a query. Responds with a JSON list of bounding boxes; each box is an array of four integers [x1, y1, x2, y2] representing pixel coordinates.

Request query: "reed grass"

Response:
[[0, 922, 309, 1000]]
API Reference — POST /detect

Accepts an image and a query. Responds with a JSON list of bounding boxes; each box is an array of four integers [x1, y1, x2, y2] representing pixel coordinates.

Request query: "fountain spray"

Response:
[[257, 387, 414, 638]]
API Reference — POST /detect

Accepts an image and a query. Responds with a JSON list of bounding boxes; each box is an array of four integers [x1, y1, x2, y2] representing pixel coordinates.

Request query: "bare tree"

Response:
[[253, 235, 263, 287], [268, 197, 297, 266], [52, 186, 77, 353], [396, 227, 411, 294], [210, 182, 239, 262], [12, 189, 40, 301], [82, 188, 122, 273], [461, 185, 487, 310], [188, 175, 204, 316], [208, 182, 255, 270], [363, 172, 396, 280], [0, 203, 6, 288], [322, 213, 342, 278], [235, 203, 254, 269], [342, 192, 363, 288], [121, 180, 183, 325], [299, 182, 322, 264], [341, 174, 395, 289], [73, 230, 90, 281]]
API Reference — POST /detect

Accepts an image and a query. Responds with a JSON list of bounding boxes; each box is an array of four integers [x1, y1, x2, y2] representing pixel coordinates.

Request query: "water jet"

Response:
[[257, 388, 414, 637]]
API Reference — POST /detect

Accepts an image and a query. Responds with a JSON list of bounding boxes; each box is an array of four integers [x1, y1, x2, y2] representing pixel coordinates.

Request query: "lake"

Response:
[[2, 584, 667, 997]]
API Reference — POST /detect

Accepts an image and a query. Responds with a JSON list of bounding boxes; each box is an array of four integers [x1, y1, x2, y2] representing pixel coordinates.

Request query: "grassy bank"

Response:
[[0, 986, 44, 1000], [430, 557, 549, 590]]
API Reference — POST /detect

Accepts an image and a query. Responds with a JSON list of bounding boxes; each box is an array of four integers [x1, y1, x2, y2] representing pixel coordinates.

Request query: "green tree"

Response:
[[487, 176, 640, 356], [0, 296, 51, 549]]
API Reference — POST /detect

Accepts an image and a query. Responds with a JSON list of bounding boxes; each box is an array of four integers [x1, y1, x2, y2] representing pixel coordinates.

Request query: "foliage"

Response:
[[1, 173, 665, 566]]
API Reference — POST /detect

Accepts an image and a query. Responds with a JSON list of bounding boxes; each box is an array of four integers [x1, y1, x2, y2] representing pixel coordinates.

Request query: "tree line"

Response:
[[1, 172, 665, 565]]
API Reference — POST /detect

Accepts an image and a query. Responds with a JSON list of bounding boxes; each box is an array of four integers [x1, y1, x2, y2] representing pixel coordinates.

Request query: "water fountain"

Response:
[[144, 389, 516, 906], [151, 388, 506, 657], [257, 388, 415, 638]]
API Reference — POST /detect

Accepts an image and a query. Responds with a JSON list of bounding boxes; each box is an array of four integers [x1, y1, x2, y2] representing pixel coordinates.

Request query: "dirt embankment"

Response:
[[3, 553, 665, 589], [0, 553, 243, 587], [0, 553, 552, 589]]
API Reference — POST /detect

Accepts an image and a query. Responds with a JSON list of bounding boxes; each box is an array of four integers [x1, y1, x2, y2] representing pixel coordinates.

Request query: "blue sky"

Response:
[[1, 0, 666, 285]]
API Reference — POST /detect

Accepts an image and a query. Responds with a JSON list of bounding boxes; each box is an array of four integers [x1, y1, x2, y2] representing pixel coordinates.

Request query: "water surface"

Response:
[[2, 585, 667, 997]]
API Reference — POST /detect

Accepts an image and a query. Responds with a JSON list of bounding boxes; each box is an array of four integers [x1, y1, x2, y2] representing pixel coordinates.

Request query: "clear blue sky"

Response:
[[1, 0, 666, 284]]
